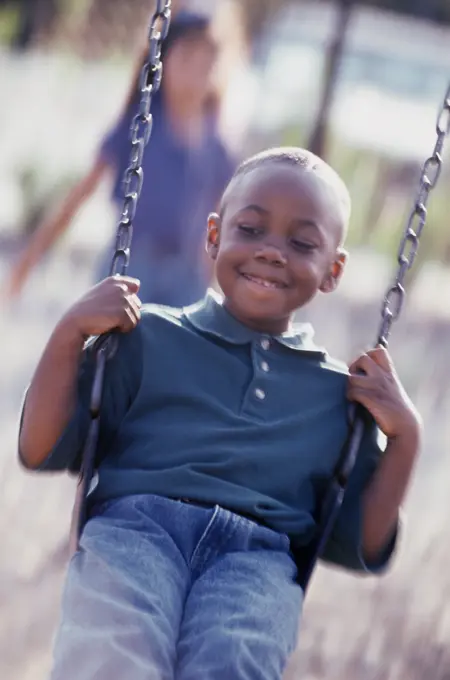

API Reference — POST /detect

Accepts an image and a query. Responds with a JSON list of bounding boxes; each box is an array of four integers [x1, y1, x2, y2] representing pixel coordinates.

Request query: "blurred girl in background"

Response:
[[6, 10, 235, 306]]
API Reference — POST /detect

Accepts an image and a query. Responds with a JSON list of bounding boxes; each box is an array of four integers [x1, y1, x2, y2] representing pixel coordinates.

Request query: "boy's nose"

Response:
[[254, 244, 288, 267]]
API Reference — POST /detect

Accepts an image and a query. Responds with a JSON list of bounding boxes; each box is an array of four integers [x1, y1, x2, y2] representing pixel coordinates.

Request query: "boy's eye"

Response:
[[291, 239, 318, 252], [238, 224, 262, 237]]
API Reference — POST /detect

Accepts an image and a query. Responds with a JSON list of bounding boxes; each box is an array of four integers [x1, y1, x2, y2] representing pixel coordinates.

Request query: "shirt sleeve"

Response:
[[320, 416, 400, 574], [18, 325, 143, 475]]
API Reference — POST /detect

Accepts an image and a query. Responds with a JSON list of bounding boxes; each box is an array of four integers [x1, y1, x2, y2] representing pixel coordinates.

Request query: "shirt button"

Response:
[[261, 361, 270, 373], [255, 388, 266, 400], [260, 337, 270, 350]]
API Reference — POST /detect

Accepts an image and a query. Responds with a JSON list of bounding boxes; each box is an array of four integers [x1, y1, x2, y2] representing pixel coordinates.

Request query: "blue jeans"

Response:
[[51, 495, 303, 680]]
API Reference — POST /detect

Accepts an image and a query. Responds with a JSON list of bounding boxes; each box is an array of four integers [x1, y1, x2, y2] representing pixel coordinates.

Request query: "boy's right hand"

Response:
[[59, 276, 142, 341]]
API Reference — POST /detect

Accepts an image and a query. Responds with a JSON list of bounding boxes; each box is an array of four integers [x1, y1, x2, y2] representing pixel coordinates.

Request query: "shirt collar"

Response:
[[185, 289, 326, 356]]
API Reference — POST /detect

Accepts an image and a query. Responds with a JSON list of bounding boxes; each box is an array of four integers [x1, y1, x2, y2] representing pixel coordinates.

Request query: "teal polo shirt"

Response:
[[26, 290, 397, 574]]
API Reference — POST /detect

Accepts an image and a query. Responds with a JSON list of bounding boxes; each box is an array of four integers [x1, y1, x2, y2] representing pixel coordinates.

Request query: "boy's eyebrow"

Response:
[[292, 218, 321, 231], [239, 204, 270, 216], [238, 205, 322, 233]]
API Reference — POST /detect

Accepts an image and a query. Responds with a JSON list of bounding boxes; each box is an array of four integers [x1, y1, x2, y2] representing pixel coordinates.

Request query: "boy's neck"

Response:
[[223, 300, 293, 336]]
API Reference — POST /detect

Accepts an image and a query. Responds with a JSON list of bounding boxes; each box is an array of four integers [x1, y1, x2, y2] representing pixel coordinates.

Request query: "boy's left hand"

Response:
[[347, 347, 421, 440]]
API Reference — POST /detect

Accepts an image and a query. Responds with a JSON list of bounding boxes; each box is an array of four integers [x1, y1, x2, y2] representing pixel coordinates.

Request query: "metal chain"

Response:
[[378, 82, 450, 347], [302, 81, 450, 592], [70, 1, 172, 553], [109, 0, 172, 278], [91, 0, 172, 416]]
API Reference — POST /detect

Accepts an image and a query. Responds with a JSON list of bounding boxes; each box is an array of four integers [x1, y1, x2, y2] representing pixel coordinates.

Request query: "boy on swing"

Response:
[[19, 148, 421, 680]]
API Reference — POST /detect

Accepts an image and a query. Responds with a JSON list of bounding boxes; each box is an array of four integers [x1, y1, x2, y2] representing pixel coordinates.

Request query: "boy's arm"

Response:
[[362, 425, 420, 562], [19, 276, 142, 471], [4, 158, 108, 301], [345, 346, 421, 568], [20, 320, 86, 469], [319, 421, 399, 573], [320, 346, 421, 573]]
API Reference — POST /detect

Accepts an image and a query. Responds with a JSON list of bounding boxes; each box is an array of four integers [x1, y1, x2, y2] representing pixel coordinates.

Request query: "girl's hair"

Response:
[[121, 10, 217, 119]]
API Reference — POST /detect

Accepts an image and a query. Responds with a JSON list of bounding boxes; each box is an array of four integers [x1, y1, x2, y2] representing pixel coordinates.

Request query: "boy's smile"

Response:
[[240, 273, 287, 290], [207, 161, 348, 336]]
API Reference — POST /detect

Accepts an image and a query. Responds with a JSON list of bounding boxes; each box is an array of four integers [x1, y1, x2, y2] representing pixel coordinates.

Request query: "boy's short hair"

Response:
[[220, 147, 351, 241]]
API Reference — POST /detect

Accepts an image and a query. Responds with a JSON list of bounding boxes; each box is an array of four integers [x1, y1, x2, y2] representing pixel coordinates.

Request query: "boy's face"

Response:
[[207, 163, 348, 334]]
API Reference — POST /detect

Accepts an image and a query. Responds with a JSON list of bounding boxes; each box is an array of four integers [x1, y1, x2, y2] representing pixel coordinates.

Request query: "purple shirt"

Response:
[[98, 96, 235, 306]]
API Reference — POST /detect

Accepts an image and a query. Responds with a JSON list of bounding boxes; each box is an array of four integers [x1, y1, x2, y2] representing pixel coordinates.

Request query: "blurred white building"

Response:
[[244, 1, 450, 161]]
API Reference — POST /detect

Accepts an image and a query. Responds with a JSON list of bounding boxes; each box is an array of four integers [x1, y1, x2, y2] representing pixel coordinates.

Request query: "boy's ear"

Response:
[[320, 249, 348, 294], [206, 212, 221, 260]]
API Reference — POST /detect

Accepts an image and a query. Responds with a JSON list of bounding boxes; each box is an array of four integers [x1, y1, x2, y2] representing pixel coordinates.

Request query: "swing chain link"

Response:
[[378, 82, 450, 348], [70, 1, 172, 553], [110, 0, 172, 279], [302, 83, 450, 592], [88, 1, 172, 418]]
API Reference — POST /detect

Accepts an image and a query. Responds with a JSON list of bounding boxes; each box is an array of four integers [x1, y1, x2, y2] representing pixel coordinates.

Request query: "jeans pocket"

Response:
[[90, 493, 162, 522]]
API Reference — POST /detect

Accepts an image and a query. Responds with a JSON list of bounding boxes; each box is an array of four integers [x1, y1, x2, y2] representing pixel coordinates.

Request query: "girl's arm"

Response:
[[5, 157, 109, 299]]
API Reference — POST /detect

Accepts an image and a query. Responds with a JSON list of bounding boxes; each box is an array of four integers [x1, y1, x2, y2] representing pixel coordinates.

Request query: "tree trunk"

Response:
[[308, 0, 354, 158], [238, 0, 279, 43], [12, 0, 60, 50]]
